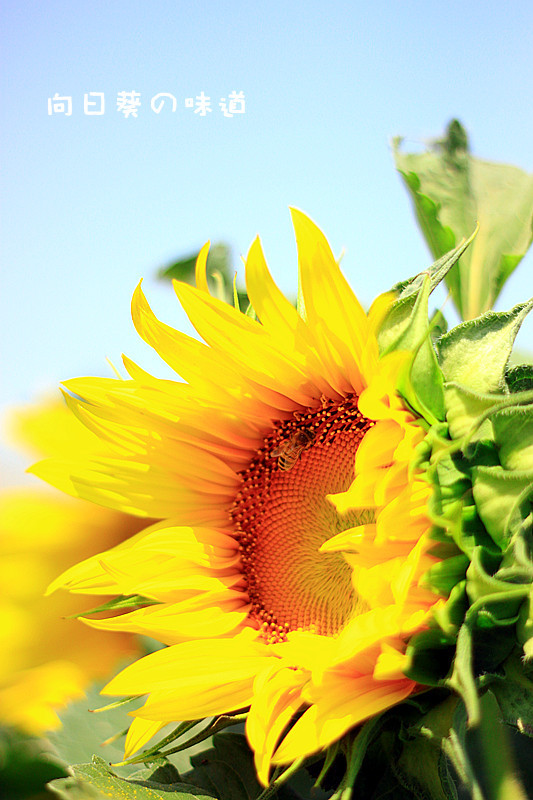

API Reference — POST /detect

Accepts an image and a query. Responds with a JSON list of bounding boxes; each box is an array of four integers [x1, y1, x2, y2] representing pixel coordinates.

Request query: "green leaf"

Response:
[[394, 120, 533, 319], [353, 729, 421, 800], [48, 777, 106, 799], [48, 680, 143, 778], [48, 681, 209, 779], [128, 762, 182, 787], [48, 756, 214, 800], [442, 700, 480, 799], [437, 300, 533, 393]]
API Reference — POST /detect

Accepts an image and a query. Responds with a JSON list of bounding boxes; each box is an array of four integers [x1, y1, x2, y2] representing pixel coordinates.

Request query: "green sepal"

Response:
[[432, 583, 468, 638], [67, 594, 160, 618], [445, 596, 519, 723], [378, 230, 477, 355], [492, 405, 533, 471], [441, 691, 529, 800], [472, 465, 533, 548], [426, 451, 497, 558], [386, 274, 446, 423], [446, 619, 480, 724], [436, 300, 533, 393], [404, 628, 456, 686], [443, 383, 502, 441], [424, 554, 470, 596], [429, 308, 448, 342], [466, 548, 527, 622], [516, 587, 533, 659]]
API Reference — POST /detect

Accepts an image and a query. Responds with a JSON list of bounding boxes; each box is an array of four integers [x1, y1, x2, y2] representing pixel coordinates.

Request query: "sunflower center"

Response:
[[230, 395, 374, 643]]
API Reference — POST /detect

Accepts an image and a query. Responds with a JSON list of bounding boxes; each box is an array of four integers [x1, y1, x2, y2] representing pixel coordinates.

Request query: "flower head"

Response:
[[36, 212, 466, 780]]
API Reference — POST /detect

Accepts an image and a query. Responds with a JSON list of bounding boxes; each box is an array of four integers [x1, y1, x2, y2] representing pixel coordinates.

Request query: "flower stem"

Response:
[[468, 690, 527, 800]]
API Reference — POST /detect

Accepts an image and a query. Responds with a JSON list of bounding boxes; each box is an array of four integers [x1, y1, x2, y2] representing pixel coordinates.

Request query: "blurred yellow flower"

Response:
[[0, 400, 147, 734], [38, 211, 442, 782]]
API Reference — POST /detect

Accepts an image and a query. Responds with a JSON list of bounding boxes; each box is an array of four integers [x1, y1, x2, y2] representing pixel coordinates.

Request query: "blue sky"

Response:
[[2, 0, 532, 481]]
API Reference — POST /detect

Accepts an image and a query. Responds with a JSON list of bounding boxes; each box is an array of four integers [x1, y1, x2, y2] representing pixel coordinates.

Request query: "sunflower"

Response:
[[0, 399, 146, 734], [36, 211, 445, 783]]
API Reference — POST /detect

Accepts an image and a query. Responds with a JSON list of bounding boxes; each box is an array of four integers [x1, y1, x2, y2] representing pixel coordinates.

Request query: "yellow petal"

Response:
[[103, 633, 270, 697], [291, 208, 372, 393], [272, 673, 415, 764], [124, 717, 167, 758], [195, 242, 211, 293], [246, 663, 307, 785]]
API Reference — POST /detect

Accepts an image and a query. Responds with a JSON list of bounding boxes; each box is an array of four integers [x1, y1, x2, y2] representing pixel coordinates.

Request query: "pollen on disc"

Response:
[[230, 394, 374, 643]]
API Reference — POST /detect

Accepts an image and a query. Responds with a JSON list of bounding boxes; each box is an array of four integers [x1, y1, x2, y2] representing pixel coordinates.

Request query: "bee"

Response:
[[272, 428, 316, 471]]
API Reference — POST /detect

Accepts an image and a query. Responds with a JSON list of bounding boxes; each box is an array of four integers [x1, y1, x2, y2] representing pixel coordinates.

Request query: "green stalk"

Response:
[[468, 691, 527, 800]]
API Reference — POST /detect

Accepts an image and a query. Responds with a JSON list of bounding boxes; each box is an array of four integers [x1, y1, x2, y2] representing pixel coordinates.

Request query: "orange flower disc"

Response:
[[232, 394, 374, 641]]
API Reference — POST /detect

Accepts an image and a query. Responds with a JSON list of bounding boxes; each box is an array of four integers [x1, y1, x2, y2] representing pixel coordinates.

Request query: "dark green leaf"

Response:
[[506, 364, 533, 393], [159, 244, 231, 287], [159, 253, 198, 283], [184, 734, 259, 800], [0, 726, 67, 800]]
